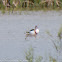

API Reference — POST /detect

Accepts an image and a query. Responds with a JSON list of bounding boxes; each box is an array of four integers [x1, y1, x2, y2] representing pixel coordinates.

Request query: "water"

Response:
[[0, 11, 62, 62]]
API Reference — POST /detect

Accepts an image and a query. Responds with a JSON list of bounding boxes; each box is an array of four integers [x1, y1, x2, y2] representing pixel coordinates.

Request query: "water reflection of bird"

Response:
[[25, 26, 39, 39]]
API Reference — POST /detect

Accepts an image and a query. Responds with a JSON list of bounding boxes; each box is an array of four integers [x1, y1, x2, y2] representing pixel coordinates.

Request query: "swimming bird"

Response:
[[25, 26, 39, 39]]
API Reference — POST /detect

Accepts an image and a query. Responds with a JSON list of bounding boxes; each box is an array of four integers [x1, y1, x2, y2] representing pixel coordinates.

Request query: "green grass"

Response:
[[1, 10, 5, 14], [10, 0, 13, 5], [35, 56, 43, 62], [46, 28, 62, 62], [58, 26, 62, 40], [49, 56, 57, 62], [0, 0, 62, 11], [25, 47, 59, 62], [46, 30, 60, 52], [60, 0, 62, 2], [54, 0, 57, 9], [25, 47, 42, 62], [25, 47, 33, 62]]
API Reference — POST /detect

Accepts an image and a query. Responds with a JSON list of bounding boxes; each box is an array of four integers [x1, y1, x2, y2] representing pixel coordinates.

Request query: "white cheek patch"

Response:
[[36, 29, 39, 34]]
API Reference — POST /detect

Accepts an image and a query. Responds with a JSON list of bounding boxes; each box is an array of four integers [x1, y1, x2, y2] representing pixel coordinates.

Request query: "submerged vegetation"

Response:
[[25, 47, 43, 62], [25, 29, 62, 62], [49, 56, 57, 62], [58, 26, 62, 40], [25, 47, 34, 62], [0, 0, 62, 11], [46, 26, 62, 62], [25, 47, 58, 62]]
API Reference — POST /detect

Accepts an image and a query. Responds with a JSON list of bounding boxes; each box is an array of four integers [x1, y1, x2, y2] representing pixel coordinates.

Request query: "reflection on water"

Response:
[[0, 11, 62, 62]]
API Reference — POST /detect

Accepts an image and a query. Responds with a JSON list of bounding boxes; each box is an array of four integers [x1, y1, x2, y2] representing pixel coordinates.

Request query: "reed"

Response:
[[46, 30, 60, 52], [49, 56, 57, 62], [25, 47, 42, 62], [46, 27, 62, 62], [1, 10, 5, 14], [35, 56, 42, 62], [0, 0, 62, 11], [60, 0, 62, 2], [25, 47, 33, 62], [0, 0, 5, 10], [58, 26, 62, 40], [54, 0, 57, 9]]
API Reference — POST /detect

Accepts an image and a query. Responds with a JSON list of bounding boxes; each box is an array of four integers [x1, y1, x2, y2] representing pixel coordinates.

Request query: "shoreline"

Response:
[[0, 10, 62, 16]]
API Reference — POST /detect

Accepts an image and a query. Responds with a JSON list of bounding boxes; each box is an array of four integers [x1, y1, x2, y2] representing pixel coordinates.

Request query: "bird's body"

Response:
[[25, 26, 39, 39]]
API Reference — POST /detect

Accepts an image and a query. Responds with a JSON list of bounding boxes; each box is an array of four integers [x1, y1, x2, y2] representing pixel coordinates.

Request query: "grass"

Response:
[[46, 30, 60, 52], [25, 47, 58, 62], [35, 56, 43, 62], [0, 0, 62, 12], [49, 56, 57, 62], [46, 26, 62, 62], [54, 0, 57, 9], [58, 26, 62, 40], [25, 47, 33, 62], [25, 47, 42, 62], [1, 10, 5, 14]]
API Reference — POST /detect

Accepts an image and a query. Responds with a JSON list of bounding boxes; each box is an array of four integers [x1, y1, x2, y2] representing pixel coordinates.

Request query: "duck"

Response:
[[25, 26, 39, 39]]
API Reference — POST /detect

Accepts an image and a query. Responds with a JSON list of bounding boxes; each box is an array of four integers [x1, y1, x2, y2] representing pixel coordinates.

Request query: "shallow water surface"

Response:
[[0, 11, 62, 62]]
